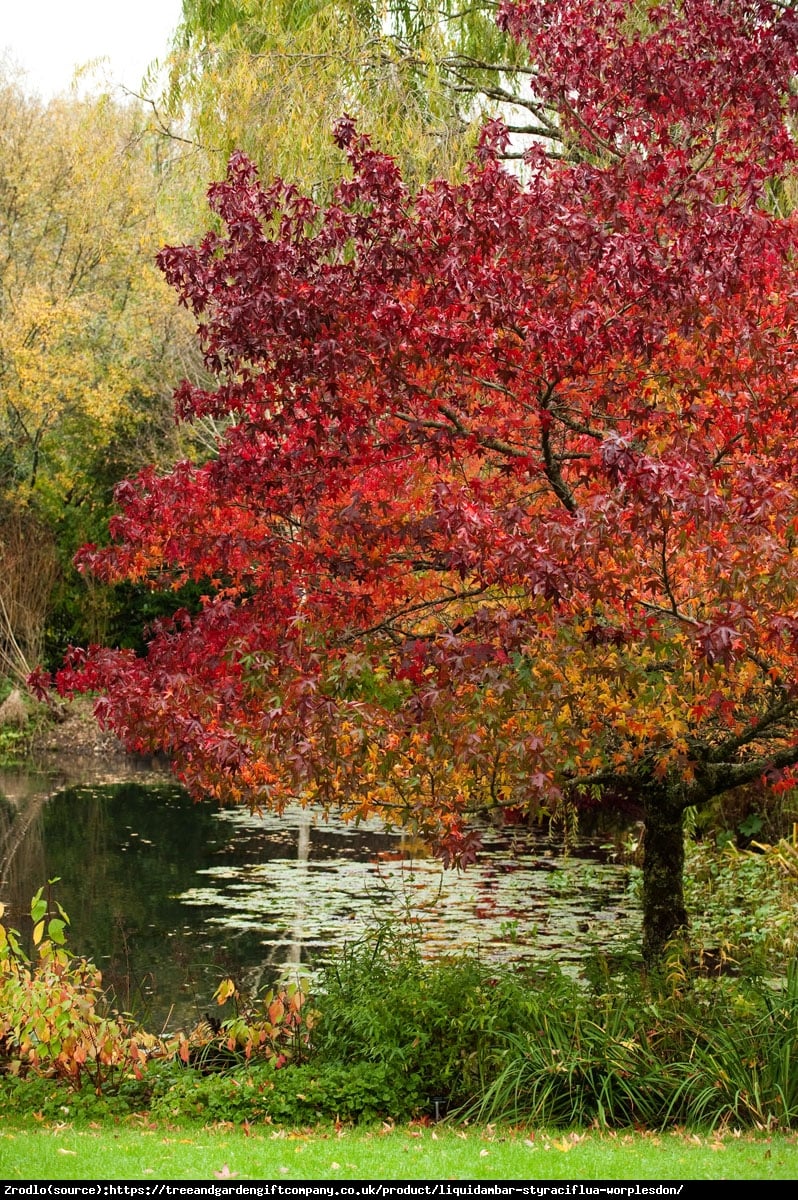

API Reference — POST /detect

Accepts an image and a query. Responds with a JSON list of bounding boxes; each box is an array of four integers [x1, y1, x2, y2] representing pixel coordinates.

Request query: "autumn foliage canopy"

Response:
[[45, 1, 798, 958]]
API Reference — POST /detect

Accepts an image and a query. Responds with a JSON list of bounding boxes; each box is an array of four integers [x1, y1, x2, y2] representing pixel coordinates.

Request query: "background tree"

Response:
[[47, 0, 798, 963], [0, 70, 207, 662], [155, 0, 542, 187], [0, 509, 58, 686]]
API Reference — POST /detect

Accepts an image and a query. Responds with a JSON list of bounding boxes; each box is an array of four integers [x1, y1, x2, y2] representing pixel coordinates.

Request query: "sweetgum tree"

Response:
[[44, 1, 798, 962]]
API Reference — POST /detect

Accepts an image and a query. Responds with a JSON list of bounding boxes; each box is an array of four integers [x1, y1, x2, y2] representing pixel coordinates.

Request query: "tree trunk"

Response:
[[641, 788, 688, 966]]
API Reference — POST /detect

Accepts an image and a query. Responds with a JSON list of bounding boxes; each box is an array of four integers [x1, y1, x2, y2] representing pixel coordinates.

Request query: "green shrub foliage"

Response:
[[149, 1059, 423, 1125]]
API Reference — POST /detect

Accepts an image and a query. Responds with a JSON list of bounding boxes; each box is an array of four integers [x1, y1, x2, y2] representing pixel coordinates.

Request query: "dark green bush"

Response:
[[0, 1070, 153, 1120], [149, 1059, 424, 1124], [311, 925, 559, 1106]]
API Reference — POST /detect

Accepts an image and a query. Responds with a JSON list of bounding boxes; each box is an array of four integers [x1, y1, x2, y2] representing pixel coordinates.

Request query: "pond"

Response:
[[0, 760, 640, 1032]]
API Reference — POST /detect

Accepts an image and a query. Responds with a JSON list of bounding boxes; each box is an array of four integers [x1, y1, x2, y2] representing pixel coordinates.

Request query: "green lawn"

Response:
[[1, 1120, 797, 1181]]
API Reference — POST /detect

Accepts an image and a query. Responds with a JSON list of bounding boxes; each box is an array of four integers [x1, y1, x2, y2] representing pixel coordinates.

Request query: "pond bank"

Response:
[[27, 694, 126, 760]]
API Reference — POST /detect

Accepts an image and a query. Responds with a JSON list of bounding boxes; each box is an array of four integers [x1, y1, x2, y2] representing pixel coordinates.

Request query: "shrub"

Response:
[[0, 1068, 153, 1119], [0, 885, 146, 1091], [311, 924, 560, 1107], [149, 1059, 423, 1124], [175, 977, 316, 1072]]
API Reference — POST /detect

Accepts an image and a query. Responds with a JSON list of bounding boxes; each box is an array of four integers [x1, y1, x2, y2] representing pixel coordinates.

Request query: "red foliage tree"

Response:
[[43, 1, 798, 962]]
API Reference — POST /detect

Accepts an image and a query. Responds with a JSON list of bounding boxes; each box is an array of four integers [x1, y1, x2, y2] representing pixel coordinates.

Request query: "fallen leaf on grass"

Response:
[[57, 1149, 77, 1156], [480, 1149, 489, 1158], [214, 1165, 238, 1179]]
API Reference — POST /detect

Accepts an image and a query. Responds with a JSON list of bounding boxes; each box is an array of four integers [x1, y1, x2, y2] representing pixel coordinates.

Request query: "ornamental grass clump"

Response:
[[469, 953, 798, 1130]]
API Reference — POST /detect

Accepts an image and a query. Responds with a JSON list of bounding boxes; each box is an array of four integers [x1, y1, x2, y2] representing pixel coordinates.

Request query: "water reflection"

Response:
[[0, 774, 638, 1031]]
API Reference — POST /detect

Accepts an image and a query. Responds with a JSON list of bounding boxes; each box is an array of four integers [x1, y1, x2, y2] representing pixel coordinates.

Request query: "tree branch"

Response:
[[693, 742, 798, 802], [703, 698, 798, 765]]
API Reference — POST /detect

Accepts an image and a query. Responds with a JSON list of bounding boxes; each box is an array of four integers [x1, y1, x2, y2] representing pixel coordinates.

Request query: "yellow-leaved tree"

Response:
[[0, 69, 206, 677]]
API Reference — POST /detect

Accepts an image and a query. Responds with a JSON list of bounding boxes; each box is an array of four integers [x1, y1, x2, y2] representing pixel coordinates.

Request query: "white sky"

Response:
[[1, 0, 185, 100]]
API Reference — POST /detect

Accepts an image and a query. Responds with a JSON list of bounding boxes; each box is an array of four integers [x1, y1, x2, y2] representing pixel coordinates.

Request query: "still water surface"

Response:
[[0, 765, 638, 1030]]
